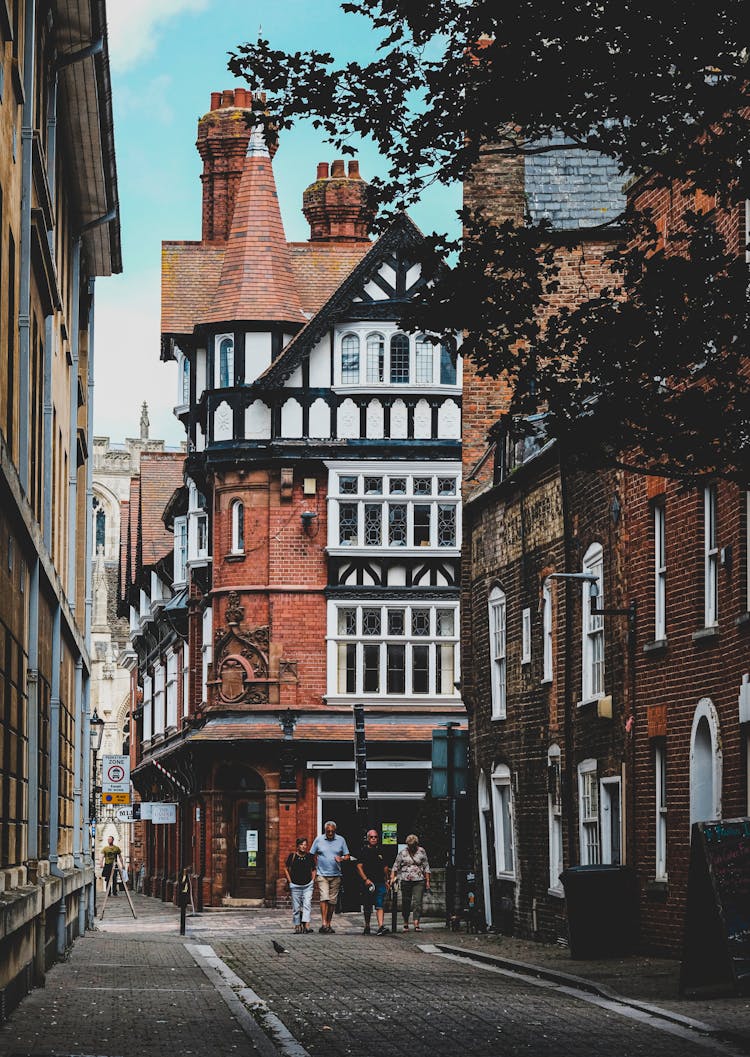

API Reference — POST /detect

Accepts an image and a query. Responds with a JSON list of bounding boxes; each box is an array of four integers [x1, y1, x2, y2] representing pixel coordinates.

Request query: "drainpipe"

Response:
[[85, 280, 96, 643], [18, 0, 37, 493], [82, 675, 94, 927], [27, 559, 40, 862], [559, 456, 578, 866], [72, 658, 83, 867], [42, 316, 54, 549], [48, 605, 67, 954], [67, 238, 81, 608]]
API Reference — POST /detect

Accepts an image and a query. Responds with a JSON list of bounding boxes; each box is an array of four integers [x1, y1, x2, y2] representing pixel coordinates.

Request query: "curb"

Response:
[[433, 944, 734, 1039]]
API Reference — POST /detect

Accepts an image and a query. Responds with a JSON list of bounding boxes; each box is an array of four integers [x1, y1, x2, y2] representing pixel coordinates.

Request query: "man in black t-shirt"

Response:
[[356, 829, 392, 935]]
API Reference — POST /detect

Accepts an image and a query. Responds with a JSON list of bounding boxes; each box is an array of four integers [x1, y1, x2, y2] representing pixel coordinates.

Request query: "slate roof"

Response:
[[187, 711, 466, 744], [525, 133, 626, 230]]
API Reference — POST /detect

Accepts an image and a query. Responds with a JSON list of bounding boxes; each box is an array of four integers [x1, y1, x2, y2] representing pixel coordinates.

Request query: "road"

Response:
[[0, 895, 745, 1057]]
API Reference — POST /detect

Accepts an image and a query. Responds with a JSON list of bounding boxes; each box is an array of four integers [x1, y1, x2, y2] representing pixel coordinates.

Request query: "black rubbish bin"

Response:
[[560, 864, 638, 959]]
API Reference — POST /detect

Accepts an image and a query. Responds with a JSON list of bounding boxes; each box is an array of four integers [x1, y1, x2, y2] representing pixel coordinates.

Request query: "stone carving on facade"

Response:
[[279, 659, 298, 682], [212, 611, 273, 706]]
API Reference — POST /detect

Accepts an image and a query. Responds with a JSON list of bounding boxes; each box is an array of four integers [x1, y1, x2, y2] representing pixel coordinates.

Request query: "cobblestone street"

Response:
[[1, 895, 750, 1057]]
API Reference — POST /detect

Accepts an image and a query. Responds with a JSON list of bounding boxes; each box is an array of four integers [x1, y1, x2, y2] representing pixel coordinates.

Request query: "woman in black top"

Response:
[[283, 837, 317, 933]]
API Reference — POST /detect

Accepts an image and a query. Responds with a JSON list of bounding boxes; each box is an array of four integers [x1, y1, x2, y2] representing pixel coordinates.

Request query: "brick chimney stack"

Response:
[[196, 89, 274, 243], [302, 159, 372, 242]]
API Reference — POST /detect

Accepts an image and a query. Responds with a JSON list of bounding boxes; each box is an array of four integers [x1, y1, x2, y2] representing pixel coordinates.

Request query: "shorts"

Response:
[[317, 875, 341, 903], [364, 882, 387, 910]]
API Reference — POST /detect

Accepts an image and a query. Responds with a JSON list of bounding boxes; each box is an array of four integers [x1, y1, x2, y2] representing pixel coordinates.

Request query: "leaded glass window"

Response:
[[341, 334, 360, 383], [412, 608, 430, 636], [412, 645, 429, 693], [364, 504, 382, 546], [436, 609, 454, 636], [414, 505, 431, 546], [366, 333, 384, 383], [390, 333, 409, 383], [338, 608, 356, 635], [414, 476, 432, 495], [387, 609, 405, 635], [388, 504, 407, 546], [364, 476, 383, 494], [415, 336, 433, 383], [362, 608, 381, 635], [389, 477, 407, 494], [387, 644, 406, 693], [339, 503, 358, 544], [339, 475, 358, 494], [438, 505, 457, 547], [437, 477, 456, 495]]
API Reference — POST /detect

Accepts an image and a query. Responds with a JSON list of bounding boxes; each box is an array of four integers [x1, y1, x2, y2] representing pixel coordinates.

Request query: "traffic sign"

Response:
[[115, 804, 142, 822], [102, 754, 130, 794], [101, 792, 130, 805]]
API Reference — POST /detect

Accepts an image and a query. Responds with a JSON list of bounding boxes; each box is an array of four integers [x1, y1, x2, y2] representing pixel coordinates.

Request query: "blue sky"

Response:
[[95, 0, 460, 446]]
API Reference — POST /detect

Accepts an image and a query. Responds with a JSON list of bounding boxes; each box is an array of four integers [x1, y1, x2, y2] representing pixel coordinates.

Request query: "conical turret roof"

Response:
[[202, 128, 306, 326]]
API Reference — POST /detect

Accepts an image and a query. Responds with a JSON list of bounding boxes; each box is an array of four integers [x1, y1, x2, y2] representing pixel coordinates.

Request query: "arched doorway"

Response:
[[690, 699, 722, 828], [216, 763, 266, 899]]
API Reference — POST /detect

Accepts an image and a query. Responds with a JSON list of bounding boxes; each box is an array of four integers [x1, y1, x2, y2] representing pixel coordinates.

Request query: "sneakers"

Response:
[[376, 925, 389, 935], [318, 925, 328, 933]]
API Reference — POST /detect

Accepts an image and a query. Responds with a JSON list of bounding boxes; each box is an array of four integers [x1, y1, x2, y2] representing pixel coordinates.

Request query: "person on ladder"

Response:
[[100, 835, 123, 896]]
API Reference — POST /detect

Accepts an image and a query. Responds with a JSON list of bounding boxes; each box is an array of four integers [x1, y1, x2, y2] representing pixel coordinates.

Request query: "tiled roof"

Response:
[[526, 133, 626, 230], [288, 243, 370, 315], [137, 452, 185, 568], [203, 136, 306, 325], [162, 242, 224, 335], [188, 712, 466, 744]]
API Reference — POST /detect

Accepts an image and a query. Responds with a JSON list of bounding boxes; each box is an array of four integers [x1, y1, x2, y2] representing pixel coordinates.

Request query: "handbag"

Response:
[[120, 866, 129, 883]]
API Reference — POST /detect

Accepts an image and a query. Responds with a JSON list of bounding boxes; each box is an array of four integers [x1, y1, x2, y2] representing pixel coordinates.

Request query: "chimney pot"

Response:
[[210, 91, 222, 110], [317, 162, 330, 180], [221, 89, 234, 107], [348, 160, 361, 179], [331, 159, 345, 178]]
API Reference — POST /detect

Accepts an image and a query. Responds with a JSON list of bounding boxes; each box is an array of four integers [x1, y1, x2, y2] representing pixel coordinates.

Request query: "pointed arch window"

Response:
[[341, 334, 360, 384], [216, 336, 234, 388], [390, 333, 410, 383], [231, 500, 245, 554], [440, 344, 457, 385], [366, 333, 384, 383]]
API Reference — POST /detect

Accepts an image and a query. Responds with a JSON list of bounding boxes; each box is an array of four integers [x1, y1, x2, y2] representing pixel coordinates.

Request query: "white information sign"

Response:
[[247, 830, 259, 852], [139, 802, 154, 821], [102, 754, 130, 794], [151, 803, 177, 824]]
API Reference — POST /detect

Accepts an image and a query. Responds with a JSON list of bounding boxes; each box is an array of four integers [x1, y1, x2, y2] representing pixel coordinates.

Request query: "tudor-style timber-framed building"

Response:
[[125, 89, 465, 908]]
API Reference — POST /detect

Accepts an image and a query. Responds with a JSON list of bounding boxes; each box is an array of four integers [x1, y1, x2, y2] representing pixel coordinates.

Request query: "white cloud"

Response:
[[93, 270, 182, 446], [107, 0, 209, 73]]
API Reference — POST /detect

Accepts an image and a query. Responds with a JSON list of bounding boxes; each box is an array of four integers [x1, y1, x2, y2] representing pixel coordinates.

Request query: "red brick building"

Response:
[[124, 91, 465, 907]]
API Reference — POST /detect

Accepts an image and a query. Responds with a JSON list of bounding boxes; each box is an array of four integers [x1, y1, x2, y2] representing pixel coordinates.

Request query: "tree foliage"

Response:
[[229, 2, 750, 482]]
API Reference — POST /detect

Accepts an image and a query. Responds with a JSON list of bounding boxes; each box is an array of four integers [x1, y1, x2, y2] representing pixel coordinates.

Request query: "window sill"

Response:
[[736, 612, 750, 630], [491, 713, 507, 722], [646, 878, 669, 901], [643, 638, 668, 656], [547, 886, 565, 900], [495, 872, 516, 882], [692, 625, 719, 644], [225, 553, 245, 563], [576, 696, 602, 710], [540, 677, 553, 686]]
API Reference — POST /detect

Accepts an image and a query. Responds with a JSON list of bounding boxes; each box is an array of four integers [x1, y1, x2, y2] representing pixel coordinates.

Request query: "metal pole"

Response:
[[445, 723, 457, 927]]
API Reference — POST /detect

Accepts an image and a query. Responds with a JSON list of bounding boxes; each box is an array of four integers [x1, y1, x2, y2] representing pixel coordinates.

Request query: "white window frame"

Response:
[[599, 776, 622, 865], [182, 645, 190, 719], [173, 516, 187, 585], [326, 601, 459, 701], [333, 324, 462, 390], [230, 499, 245, 554], [488, 586, 506, 720], [704, 485, 718, 627], [655, 743, 667, 880], [165, 650, 178, 730], [153, 662, 166, 736], [201, 607, 213, 706], [581, 543, 605, 702], [542, 578, 553, 683], [654, 503, 666, 640], [178, 352, 190, 407], [326, 465, 460, 552], [215, 333, 234, 389], [521, 607, 531, 666], [547, 745, 563, 894], [578, 759, 600, 865], [142, 674, 153, 743], [491, 763, 515, 878], [341, 332, 360, 384]]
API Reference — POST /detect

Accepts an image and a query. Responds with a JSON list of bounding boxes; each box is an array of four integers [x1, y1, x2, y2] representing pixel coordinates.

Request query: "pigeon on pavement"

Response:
[[272, 940, 288, 955]]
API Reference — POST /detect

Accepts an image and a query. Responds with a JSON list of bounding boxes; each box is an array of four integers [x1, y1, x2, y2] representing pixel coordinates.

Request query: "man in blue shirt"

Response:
[[310, 821, 350, 933]]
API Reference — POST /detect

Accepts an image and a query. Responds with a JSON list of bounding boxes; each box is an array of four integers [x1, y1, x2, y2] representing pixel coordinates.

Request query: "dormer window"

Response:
[[174, 516, 188, 584], [231, 500, 245, 554], [390, 333, 409, 384], [341, 334, 360, 384], [216, 335, 234, 388]]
